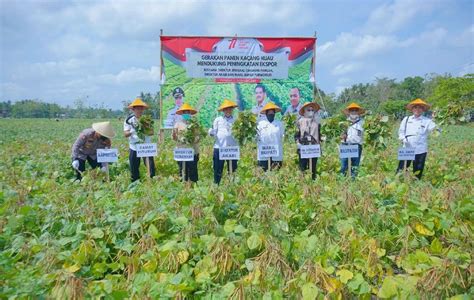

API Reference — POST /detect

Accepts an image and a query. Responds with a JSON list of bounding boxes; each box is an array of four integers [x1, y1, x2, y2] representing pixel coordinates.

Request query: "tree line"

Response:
[[1, 74, 472, 122]]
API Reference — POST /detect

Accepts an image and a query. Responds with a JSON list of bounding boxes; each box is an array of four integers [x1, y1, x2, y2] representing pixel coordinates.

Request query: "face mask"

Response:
[[182, 114, 191, 121], [349, 113, 358, 120], [266, 113, 275, 123], [304, 111, 314, 118]]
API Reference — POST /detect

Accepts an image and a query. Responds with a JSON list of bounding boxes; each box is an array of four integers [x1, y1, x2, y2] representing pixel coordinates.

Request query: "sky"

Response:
[[0, 0, 473, 109]]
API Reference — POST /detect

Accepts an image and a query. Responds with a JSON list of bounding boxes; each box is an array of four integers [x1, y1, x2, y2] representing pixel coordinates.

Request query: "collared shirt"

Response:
[[284, 103, 303, 116], [173, 120, 200, 154], [165, 105, 183, 128], [398, 115, 437, 154], [123, 115, 151, 151], [251, 100, 269, 122], [71, 128, 110, 160], [295, 117, 320, 149], [257, 119, 285, 161], [209, 115, 237, 149], [346, 118, 364, 145]]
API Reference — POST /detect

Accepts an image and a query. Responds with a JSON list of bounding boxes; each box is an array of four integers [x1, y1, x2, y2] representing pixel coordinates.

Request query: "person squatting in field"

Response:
[[71, 121, 115, 180], [209, 99, 239, 185], [257, 102, 285, 171], [172, 103, 201, 182], [340, 103, 365, 178], [295, 102, 321, 180], [124, 98, 156, 182], [396, 98, 439, 179]]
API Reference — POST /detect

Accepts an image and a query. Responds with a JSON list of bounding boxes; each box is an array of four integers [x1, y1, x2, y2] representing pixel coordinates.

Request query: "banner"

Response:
[[160, 36, 316, 129]]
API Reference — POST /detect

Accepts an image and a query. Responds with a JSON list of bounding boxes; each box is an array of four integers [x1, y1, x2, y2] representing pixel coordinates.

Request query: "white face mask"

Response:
[[304, 111, 314, 118], [349, 113, 358, 120]]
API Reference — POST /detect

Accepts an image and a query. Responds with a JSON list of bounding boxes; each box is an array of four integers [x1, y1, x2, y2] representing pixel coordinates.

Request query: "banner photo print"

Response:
[[160, 36, 316, 129]]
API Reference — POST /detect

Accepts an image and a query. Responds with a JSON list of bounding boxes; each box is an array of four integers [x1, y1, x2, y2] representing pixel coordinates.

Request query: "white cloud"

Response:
[[11, 59, 84, 80], [49, 35, 105, 58], [459, 63, 474, 76], [332, 62, 362, 76], [363, 0, 440, 34]]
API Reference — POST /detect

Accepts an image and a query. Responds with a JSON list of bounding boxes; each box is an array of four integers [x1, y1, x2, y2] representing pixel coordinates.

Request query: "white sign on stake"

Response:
[[136, 143, 158, 158], [258, 144, 279, 159], [97, 149, 119, 163], [219, 146, 240, 160], [339, 144, 359, 158], [300, 144, 321, 159], [174, 148, 195, 161], [398, 147, 416, 160]]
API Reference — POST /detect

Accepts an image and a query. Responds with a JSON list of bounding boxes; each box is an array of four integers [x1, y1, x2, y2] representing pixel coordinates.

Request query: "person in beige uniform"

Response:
[[295, 102, 321, 179], [71, 121, 116, 180], [172, 103, 200, 182]]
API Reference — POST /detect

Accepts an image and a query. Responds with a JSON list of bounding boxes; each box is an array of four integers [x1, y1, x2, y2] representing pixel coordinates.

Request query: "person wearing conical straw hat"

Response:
[[172, 103, 200, 182], [396, 98, 438, 179], [124, 97, 155, 182], [71, 121, 116, 180], [209, 99, 239, 184], [340, 102, 365, 177], [257, 102, 285, 171], [295, 101, 321, 179]]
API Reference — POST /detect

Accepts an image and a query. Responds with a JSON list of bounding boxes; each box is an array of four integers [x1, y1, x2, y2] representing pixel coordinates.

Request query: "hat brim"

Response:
[[218, 105, 238, 111], [406, 103, 430, 111], [128, 104, 149, 109], [299, 103, 321, 116], [261, 107, 281, 113], [176, 109, 197, 115], [92, 124, 116, 139], [343, 107, 366, 115]]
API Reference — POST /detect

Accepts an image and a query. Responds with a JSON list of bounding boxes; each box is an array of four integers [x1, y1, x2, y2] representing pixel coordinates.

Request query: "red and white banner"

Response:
[[161, 36, 316, 82]]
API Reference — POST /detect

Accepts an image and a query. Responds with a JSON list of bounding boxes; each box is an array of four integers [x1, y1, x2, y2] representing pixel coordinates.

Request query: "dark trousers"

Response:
[[257, 159, 282, 172], [75, 156, 100, 180], [397, 152, 427, 179], [297, 150, 318, 180], [340, 144, 363, 177], [213, 148, 238, 184], [129, 149, 156, 182], [177, 154, 199, 182]]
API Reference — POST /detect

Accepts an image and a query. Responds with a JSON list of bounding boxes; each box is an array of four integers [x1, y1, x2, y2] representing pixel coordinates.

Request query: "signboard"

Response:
[[174, 148, 195, 161], [300, 144, 321, 159], [160, 36, 316, 129], [136, 143, 158, 158], [219, 146, 240, 160], [258, 144, 279, 159], [398, 147, 416, 161], [339, 144, 359, 159], [97, 149, 118, 163]]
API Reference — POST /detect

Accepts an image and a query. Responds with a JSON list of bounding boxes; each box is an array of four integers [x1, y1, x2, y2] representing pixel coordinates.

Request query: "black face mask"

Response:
[[267, 113, 275, 123]]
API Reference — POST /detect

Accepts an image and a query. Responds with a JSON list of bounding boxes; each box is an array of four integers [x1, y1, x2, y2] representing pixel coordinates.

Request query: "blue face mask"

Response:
[[182, 114, 191, 121]]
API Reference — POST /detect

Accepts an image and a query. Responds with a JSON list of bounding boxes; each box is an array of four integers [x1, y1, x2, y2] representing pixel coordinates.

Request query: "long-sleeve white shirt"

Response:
[[346, 118, 364, 145], [124, 115, 151, 151], [209, 115, 237, 148], [398, 115, 437, 154], [257, 119, 285, 161]]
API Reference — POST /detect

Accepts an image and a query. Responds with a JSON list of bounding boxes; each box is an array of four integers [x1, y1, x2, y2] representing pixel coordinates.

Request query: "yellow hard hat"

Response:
[[406, 98, 431, 111], [176, 103, 197, 115], [260, 102, 281, 113], [128, 98, 149, 109], [218, 99, 238, 111]]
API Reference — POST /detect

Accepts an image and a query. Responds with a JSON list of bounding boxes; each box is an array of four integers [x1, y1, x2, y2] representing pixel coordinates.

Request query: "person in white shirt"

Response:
[[340, 103, 365, 177], [257, 102, 285, 171], [284, 87, 303, 116], [209, 99, 239, 184], [124, 98, 155, 182], [251, 84, 269, 121], [295, 102, 321, 180], [396, 98, 438, 179]]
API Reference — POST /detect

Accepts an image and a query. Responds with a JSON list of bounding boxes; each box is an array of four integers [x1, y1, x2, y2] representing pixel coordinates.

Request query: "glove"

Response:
[[72, 160, 80, 170], [208, 128, 217, 137]]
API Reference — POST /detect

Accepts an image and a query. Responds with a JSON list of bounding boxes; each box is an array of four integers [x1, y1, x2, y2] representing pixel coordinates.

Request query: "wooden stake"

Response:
[[182, 161, 186, 182], [105, 163, 110, 182], [403, 160, 408, 177], [267, 157, 271, 171], [309, 157, 313, 175], [347, 157, 352, 177], [145, 157, 151, 177]]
